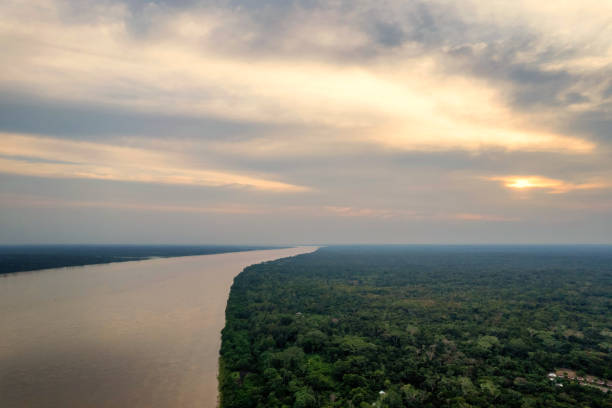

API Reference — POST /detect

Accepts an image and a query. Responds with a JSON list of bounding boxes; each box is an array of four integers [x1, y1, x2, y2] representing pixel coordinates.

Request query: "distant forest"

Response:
[[0, 245, 279, 275], [219, 246, 612, 408]]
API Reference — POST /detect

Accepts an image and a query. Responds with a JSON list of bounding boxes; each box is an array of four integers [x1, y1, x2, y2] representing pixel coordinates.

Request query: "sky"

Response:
[[1, 0, 611, 244]]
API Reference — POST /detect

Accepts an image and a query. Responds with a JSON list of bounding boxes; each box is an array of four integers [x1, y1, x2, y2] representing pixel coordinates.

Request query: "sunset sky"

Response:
[[1, 0, 611, 244]]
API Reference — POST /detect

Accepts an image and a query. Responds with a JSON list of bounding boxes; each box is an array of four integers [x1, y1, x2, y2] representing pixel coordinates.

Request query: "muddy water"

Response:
[[0, 247, 317, 408]]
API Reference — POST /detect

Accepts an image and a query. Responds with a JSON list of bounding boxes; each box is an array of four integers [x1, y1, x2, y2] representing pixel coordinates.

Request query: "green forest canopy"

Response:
[[219, 246, 612, 408]]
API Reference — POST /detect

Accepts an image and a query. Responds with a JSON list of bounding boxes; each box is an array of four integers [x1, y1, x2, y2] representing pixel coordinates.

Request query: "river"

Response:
[[0, 246, 317, 408]]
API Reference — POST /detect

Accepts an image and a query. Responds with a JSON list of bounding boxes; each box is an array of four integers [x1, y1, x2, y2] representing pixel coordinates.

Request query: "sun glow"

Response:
[[489, 176, 609, 194], [508, 179, 534, 189]]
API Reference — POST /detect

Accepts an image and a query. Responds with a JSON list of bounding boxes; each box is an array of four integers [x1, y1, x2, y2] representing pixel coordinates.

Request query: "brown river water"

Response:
[[0, 247, 317, 408]]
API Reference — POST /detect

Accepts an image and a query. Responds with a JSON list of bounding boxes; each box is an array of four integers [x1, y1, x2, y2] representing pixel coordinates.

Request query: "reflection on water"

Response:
[[0, 247, 316, 408]]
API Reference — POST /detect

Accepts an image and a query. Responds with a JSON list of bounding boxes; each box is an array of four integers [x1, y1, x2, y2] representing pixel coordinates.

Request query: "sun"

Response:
[[490, 175, 588, 194], [509, 179, 533, 189]]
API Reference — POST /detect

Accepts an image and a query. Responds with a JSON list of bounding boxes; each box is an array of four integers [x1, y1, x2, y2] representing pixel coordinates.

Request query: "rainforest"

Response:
[[219, 246, 612, 408]]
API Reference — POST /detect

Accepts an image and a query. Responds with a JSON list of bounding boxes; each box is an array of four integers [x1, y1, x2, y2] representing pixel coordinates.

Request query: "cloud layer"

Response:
[[0, 0, 611, 243], [0, 133, 307, 192]]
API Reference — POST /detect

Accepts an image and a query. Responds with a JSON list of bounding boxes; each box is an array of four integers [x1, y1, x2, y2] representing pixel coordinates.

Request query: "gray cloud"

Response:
[[565, 105, 612, 142], [0, 91, 292, 141]]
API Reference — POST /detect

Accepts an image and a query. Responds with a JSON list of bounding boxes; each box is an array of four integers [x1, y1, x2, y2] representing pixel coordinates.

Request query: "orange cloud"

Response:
[[0, 193, 518, 222], [449, 213, 519, 222], [321, 206, 516, 222], [489, 175, 609, 194], [0, 133, 308, 192]]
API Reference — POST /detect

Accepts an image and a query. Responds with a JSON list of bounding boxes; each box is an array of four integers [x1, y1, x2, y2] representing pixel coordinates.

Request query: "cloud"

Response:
[[0, 192, 516, 224], [0, 133, 308, 192], [0, 91, 274, 140], [323, 206, 517, 222], [0, 193, 262, 214], [0, 0, 600, 154], [488, 175, 610, 194], [450, 213, 519, 222]]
